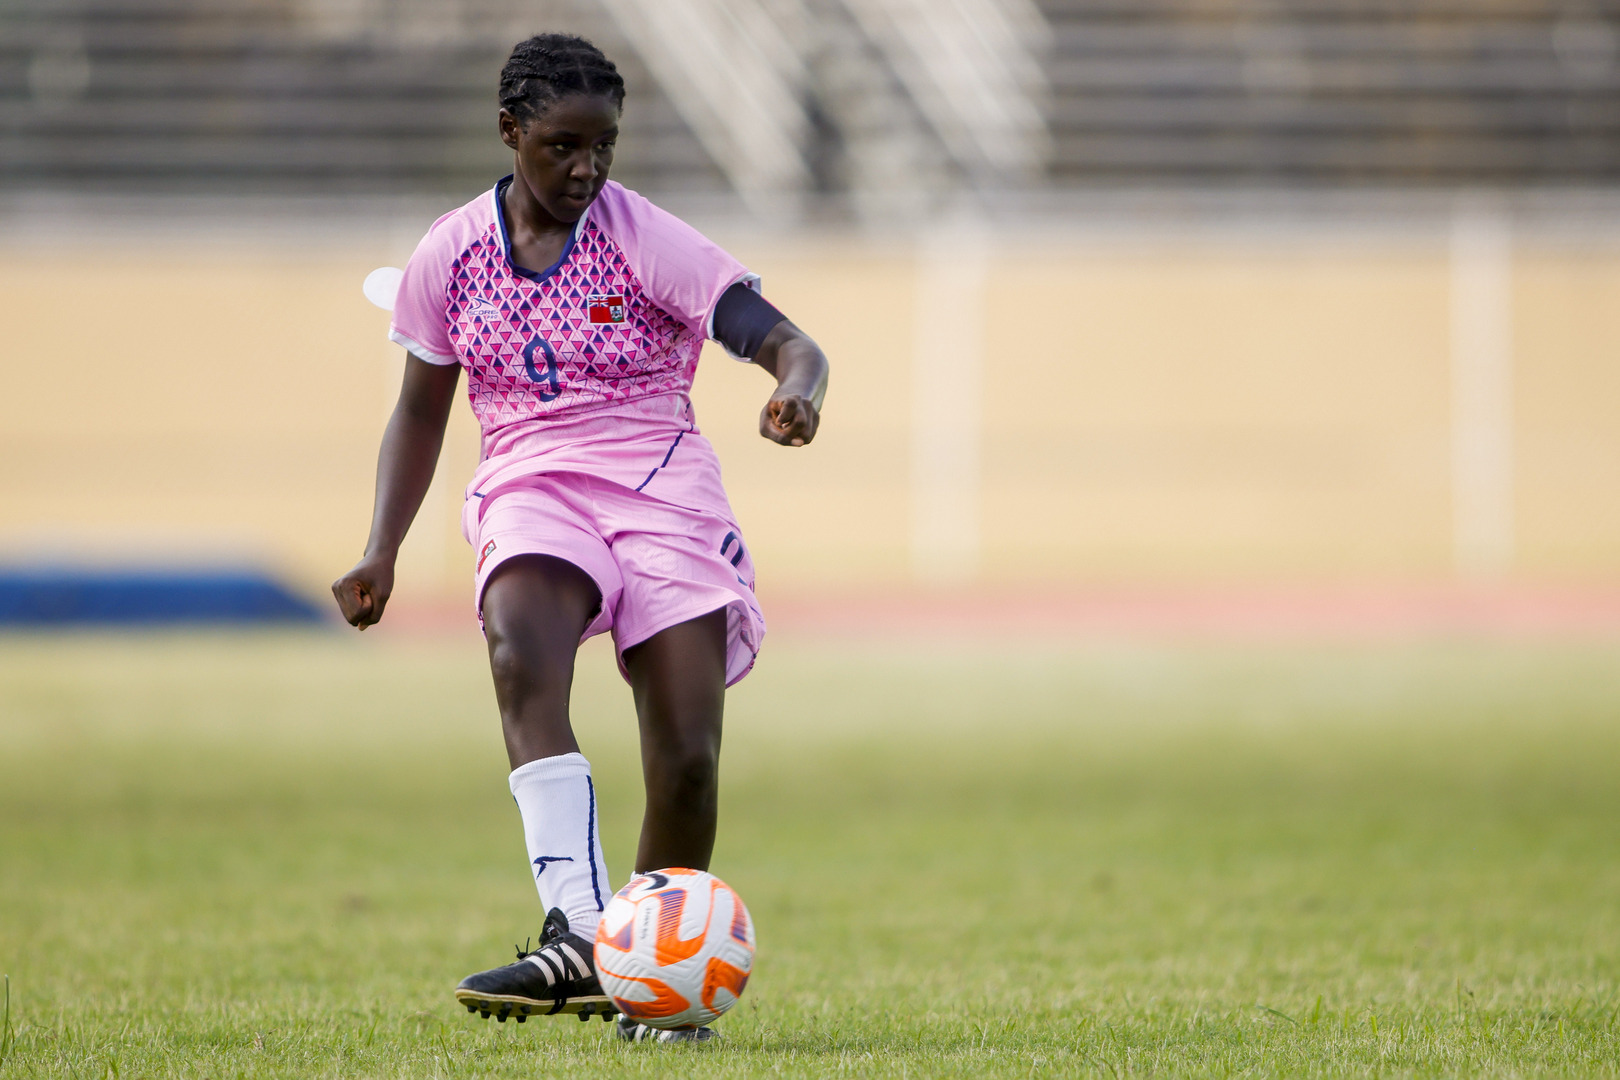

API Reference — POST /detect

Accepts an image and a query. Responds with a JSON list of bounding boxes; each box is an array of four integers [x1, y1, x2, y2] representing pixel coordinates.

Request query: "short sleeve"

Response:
[[590, 183, 759, 357], [388, 210, 459, 365]]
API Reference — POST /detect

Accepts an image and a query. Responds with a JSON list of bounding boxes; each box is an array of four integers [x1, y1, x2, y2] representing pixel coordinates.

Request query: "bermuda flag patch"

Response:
[[587, 294, 626, 325], [478, 540, 497, 573]]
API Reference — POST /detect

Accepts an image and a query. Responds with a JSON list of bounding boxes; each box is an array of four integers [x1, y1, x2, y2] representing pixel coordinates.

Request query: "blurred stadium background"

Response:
[[2, 0, 1619, 624], [5, 6, 1620, 1075]]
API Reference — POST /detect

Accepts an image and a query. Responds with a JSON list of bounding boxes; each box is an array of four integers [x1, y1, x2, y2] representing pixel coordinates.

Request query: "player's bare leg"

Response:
[[482, 554, 599, 767], [456, 554, 619, 1023], [612, 608, 729, 1045], [623, 607, 728, 874]]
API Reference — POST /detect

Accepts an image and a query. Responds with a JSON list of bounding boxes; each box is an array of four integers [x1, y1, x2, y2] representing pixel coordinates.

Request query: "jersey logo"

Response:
[[587, 294, 626, 325], [478, 540, 497, 572], [464, 296, 499, 321]]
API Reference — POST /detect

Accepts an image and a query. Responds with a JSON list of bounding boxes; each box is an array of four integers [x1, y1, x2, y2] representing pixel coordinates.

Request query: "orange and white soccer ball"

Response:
[[593, 868, 755, 1029]]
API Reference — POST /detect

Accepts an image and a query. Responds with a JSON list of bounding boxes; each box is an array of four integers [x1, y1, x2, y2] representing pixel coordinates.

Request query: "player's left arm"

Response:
[[610, 191, 827, 445], [753, 322, 828, 448]]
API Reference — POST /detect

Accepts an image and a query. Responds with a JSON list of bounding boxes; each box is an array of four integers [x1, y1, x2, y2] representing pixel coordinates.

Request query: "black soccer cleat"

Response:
[[613, 1016, 719, 1044], [454, 908, 619, 1021]]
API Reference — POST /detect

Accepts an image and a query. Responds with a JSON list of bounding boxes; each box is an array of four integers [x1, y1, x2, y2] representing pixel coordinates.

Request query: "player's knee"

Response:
[[486, 632, 569, 704], [654, 737, 719, 803]]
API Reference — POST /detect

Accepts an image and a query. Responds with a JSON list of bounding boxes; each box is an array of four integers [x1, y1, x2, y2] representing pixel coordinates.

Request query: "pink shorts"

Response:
[[468, 470, 765, 687]]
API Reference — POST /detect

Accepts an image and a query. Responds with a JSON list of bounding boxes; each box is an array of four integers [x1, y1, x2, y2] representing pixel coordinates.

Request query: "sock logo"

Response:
[[533, 855, 574, 879]]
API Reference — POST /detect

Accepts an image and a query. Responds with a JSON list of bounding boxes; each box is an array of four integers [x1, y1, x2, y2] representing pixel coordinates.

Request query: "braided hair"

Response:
[[499, 34, 626, 124]]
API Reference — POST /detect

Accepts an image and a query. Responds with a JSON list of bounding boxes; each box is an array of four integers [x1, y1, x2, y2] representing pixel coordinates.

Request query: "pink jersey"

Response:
[[389, 178, 758, 500]]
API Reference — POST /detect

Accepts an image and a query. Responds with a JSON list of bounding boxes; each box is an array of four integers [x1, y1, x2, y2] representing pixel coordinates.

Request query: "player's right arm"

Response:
[[331, 354, 461, 629]]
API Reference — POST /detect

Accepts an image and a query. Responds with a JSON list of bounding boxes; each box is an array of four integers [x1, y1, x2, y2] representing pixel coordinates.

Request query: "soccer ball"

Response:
[[593, 868, 755, 1029]]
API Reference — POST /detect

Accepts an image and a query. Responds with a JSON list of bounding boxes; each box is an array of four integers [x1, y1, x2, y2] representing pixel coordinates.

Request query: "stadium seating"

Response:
[[0, 0, 724, 197], [1041, 0, 1620, 185], [3, 0, 1615, 197]]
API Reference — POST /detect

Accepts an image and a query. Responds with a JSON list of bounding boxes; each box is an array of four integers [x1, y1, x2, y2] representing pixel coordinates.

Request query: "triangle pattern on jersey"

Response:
[[441, 218, 704, 425]]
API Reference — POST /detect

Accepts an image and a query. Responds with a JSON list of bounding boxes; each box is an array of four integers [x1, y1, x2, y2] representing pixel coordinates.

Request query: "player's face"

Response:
[[500, 93, 619, 225]]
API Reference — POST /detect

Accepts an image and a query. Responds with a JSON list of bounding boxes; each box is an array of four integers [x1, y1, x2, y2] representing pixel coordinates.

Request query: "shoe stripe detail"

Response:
[[555, 941, 588, 976], [523, 951, 563, 985], [542, 952, 567, 985], [518, 936, 596, 989]]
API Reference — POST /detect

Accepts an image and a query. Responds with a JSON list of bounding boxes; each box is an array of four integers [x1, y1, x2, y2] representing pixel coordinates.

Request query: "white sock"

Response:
[[508, 752, 611, 942]]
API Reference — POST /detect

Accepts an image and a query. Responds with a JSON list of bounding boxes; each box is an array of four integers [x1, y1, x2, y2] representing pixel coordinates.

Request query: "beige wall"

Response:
[[977, 247, 1455, 580], [1515, 252, 1620, 576], [2, 224, 1616, 605]]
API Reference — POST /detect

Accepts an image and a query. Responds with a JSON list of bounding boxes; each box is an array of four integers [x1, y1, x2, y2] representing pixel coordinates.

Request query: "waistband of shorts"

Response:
[[479, 392, 693, 459]]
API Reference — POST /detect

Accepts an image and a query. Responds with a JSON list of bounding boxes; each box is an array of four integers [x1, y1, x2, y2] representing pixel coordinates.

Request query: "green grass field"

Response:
[[2, 630, 1618, 1077]]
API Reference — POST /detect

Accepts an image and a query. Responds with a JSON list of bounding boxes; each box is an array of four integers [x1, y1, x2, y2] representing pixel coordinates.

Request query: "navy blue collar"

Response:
[[493, 175, 584, 284]]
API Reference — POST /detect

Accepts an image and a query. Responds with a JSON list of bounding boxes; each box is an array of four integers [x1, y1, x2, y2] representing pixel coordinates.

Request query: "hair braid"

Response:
[[499, 34, 626, 123]]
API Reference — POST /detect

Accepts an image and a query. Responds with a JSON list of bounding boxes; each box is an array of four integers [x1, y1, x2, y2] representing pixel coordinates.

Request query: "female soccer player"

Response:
[[331, 34, 827, 1043]]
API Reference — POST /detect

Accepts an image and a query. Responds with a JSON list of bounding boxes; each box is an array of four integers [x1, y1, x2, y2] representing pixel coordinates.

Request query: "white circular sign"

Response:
[[362, 266, 404, 312]]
